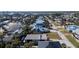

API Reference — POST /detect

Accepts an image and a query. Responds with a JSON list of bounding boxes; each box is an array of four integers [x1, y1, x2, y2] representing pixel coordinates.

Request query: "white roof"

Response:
[[41, 34, 47, 39], [0, 27, 4, 32], [25, 34, 47, 40], [8, 22, 17, 26], [38, 41, 49, 48], [3, 22, 21, 31], [3, 20, 10, 23]]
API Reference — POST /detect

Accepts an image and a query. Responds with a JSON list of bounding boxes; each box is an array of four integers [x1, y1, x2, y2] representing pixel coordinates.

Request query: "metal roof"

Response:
[[25, 34, 47, 40], [38, 41, 49, 48]]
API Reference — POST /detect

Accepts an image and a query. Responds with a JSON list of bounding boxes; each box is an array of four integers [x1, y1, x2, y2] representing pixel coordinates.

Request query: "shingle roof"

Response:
[[38, 41, 61, 48]]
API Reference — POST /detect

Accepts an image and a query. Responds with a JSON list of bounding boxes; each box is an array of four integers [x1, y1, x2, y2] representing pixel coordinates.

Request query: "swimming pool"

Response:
[[66, 25, 79, 33]]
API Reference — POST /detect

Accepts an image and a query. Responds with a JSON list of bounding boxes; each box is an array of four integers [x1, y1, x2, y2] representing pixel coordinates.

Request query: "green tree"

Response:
[[61, 43, 67, 48], [24, 41, 34, 48], [5, 43, 12, 48], [0, 34, 5, 48], [22, 25, 31, 35], [11, 34, 21, 48]]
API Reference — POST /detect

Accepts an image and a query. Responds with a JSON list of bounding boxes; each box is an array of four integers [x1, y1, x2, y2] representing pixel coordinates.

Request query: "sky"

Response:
[[0, 0, 79, 11]]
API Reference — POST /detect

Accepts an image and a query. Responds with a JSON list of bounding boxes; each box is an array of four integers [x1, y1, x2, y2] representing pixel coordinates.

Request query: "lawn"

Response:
[[65, 34, 79, 48], [58, 28, 69, 33], [58, 27, 79, 48], [0, 32, 3, 36], [53, 21, 60, 26], [59, 27, 79, 48], [47, 32, 61, 40], [59, 28, 79, 48], [74, 22, 79, 26]]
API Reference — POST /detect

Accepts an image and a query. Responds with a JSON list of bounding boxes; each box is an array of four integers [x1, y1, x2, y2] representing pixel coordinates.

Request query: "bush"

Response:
[[61, 43, 67, 48]]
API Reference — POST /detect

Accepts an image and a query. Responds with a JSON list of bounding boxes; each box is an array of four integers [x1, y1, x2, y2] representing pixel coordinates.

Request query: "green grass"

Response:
[[58, 28, 69, 33], [0, 32, 3, 36], [74, 22, 79, 26], [59, 27, 79, 48], [66, 35, 79, 48], [47, 32, 61, 39], [53, 21, 60, 26]]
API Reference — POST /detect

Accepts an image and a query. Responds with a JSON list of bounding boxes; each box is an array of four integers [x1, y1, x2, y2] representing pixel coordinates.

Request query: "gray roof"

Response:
[[2, 35, 13, 41], [38, 41, 61, 48], [38, 41, 49, 48], [25, 34, 47, 40]]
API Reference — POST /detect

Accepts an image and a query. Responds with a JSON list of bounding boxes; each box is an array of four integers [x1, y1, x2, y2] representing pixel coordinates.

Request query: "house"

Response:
[[0, 20, 10, 26], [24, 34, 49, 46], [73, 29, 79, 40], [30, 16, 49, 33], [3, 22, 22, 34], [66, 25, 79, 40]]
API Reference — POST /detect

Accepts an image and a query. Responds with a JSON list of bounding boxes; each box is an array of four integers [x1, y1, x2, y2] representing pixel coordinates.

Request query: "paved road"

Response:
[[45, 16, 75, 48], [57, 31, 75, 47]]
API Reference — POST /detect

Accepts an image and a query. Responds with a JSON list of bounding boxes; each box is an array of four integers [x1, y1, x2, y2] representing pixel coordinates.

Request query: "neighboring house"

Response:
[[66, 25, 79, 40], [30, 16, 49, 33], [0, 20, 10, 26], [3, 22, 22, 34], [66, 25, 79, 33], [73, 29, 79, 40]]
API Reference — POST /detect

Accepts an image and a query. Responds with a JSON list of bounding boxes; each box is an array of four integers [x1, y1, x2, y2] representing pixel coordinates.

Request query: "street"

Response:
[[45, 16, 75, 48]]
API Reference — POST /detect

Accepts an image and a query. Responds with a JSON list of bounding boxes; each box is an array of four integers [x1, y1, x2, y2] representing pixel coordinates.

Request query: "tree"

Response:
[[24, 41, 34, 48], [5, 43, 12, 48], [61, 43, 67, 48], [11, 34, 21, 48], [22, 25, 31, 35], [0, 34, 5, 48]]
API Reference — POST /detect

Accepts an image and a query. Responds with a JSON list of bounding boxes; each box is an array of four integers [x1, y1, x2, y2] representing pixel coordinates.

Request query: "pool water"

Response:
[[66, 25, 79, 33]]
